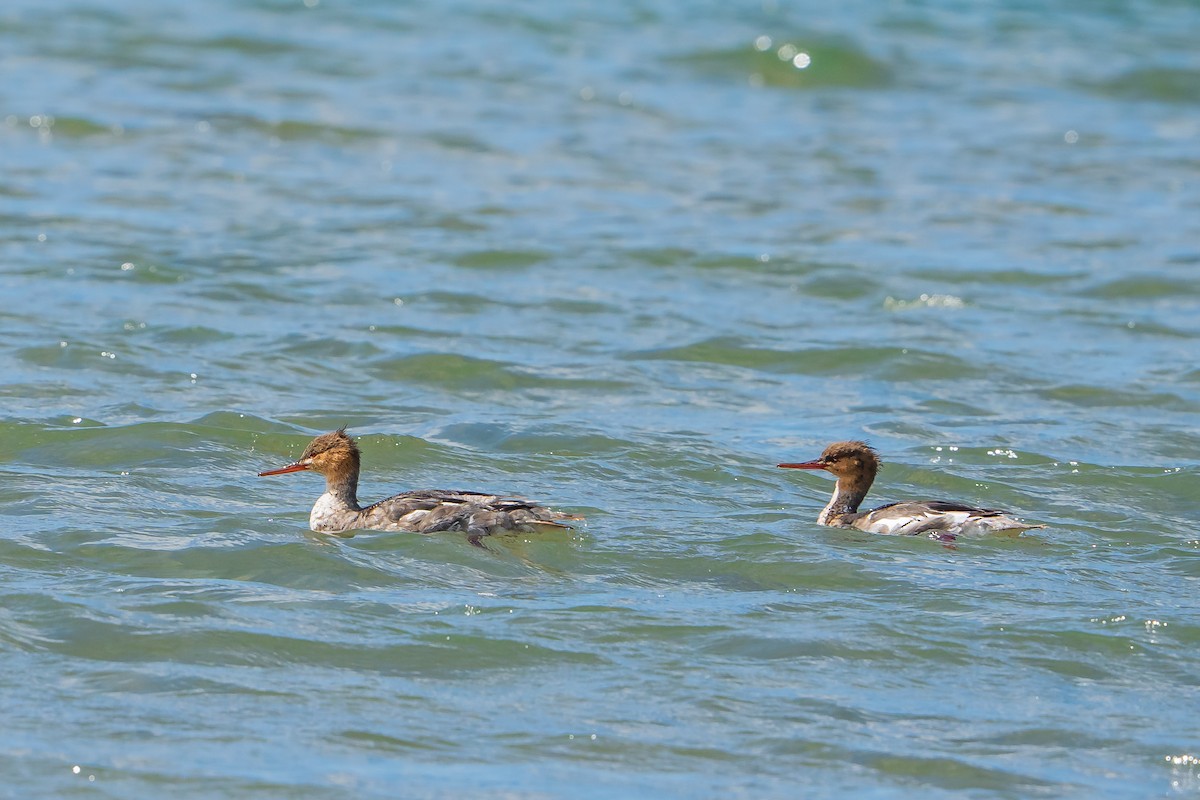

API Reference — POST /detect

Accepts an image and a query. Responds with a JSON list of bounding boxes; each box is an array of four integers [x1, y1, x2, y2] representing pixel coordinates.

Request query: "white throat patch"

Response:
[[817, 484, 843, 526]]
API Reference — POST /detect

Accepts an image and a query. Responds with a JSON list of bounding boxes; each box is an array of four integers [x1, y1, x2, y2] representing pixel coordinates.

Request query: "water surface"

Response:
[[2, 0, 1199, 796]]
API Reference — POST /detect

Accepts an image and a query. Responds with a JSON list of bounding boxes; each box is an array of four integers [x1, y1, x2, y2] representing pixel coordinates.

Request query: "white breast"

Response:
[[309, 492, 359, 533]]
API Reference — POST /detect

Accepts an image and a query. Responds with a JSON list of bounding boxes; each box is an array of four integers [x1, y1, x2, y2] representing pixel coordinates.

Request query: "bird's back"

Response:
[[846, 500, 1041, 536], [359, 489, 577, 536]]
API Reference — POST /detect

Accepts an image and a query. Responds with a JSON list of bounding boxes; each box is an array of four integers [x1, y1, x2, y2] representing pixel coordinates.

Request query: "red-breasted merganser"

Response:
[[259, 428, 579, 540], [778, 441, 1043, 537]]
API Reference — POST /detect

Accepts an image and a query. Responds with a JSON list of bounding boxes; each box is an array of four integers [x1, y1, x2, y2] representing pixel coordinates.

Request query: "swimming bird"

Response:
[[778, 440, 1042, 537], [259, 428, 579, 540]]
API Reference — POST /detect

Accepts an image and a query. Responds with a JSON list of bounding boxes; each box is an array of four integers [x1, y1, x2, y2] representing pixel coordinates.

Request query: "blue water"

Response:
[[2, 1, 1200, 796]]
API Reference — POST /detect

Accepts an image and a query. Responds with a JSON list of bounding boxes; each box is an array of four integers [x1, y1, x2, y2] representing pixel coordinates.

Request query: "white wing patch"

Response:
[[856, 509, 968, 535], [854, 506, 1034, 536]]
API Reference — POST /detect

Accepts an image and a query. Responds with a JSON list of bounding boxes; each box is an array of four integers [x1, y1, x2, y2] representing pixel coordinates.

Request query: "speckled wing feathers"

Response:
[[849, 501, 1037, 536], [358, 490, 575, 535]]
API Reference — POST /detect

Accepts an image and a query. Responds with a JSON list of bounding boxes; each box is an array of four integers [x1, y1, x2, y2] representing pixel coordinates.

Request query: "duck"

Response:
[[778, 440, 1043, 537], [259, 428, 579, 541]]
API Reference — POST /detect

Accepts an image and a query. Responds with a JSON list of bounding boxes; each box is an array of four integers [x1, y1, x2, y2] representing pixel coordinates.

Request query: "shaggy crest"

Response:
[[302, 426, 359, 461]]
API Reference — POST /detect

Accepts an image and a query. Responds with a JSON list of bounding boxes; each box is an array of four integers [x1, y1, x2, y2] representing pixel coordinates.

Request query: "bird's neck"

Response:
[[323, 458, 362, 512], [819, 472, 873, 525]]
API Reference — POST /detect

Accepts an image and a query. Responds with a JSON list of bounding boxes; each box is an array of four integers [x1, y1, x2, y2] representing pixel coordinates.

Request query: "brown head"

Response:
[[778, 440, 880, 484], [258, 427, 361, 485]]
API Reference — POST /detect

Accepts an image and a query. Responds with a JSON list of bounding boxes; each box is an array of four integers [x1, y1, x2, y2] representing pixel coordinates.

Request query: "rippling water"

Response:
[[3, 0, 1200, 796]]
